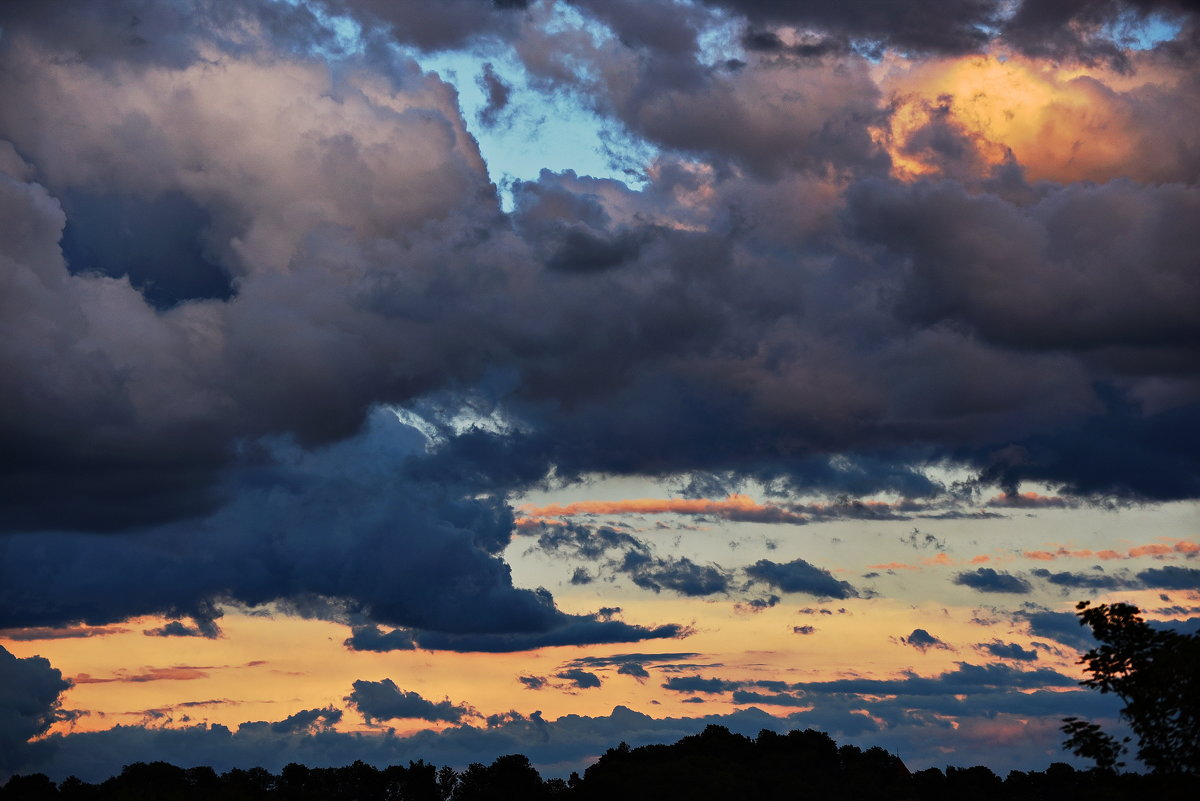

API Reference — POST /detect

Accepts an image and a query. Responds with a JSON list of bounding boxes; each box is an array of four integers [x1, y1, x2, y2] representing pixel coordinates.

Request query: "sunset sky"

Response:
[[2, 0, 1199, 784]]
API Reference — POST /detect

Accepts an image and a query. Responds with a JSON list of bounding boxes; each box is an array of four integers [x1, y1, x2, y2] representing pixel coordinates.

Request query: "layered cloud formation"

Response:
[[1, 0, 1198, 783]]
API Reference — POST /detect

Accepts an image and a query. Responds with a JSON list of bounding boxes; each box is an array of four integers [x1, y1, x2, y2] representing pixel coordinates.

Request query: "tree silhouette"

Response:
[[1062, 601, 1200, 775]]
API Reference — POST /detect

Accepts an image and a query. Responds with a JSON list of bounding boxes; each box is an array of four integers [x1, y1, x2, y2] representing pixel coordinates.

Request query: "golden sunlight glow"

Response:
[[873, 53, 1159, 183]]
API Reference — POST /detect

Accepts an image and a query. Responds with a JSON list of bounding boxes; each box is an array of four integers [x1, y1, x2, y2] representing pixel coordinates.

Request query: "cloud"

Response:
[[620, 552, 733, 597], [0, 626, 128, 641], [792, 625, 817, 635], [555, 669, 602, 690], [979, 641, 1039, 661], [1013, 608, 1097, 651], [1029, 568, 1133, 591], [953, 568, 1033, 594], [476, 62, 512, 127], [745, 558, 858, 599], [562, 652, 702, 670], [264, 707, 342, 735], [617, 663, 651, 680], [343, 626, 418, 653], [900, 629, 952, 652], [0, 412, 688, 653], [518, 676, 547, 690], [699, 0, 1004, 56], [346, 679, 476, 725], [794, 662, 1078, 697], [1137, 565, 1200, 590], [520, 495, 807, 524], [0, 645, 73, 774], [71, 666, 213, 684], [662, 676, 740, 694]]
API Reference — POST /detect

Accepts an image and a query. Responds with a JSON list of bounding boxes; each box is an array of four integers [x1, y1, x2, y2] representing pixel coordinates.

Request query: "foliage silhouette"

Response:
[[1061, 601, 1200, 775], [4, 724, 1199, 800]]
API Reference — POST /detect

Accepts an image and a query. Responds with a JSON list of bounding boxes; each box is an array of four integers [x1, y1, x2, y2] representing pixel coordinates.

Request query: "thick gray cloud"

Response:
[[1030, 568, 1133, 591], [745, 559, 858, 599], [1, 0, 1199, 681], [1016, 608, 1099, 651], [555, 669, 602, 690], [0, 413, 684, 651], [1137, 565, 1200, 589], [900, 629, 952, 652], [0, 646, 73, 775], [621, 552, 733, 597], [347, 679, 475, 724], [662, 676, 740, 694], [953, 568, 1034, 594], [980, 641, 1039, 661]]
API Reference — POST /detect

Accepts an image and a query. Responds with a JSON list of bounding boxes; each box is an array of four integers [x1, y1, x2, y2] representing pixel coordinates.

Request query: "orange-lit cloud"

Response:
[[73, 666, 214, 684], [874, 52, 1194, 184], [868, 562, 919, 571], [985, 492, 1076, 509], [1019, 539, 1198, 561], [518, 494, 807, 524]]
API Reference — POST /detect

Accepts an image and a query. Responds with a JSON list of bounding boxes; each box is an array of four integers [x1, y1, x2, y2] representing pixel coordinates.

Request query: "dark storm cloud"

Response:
[[900, 629, 951, 652], [0, 646, 73, 774], [796, 662, 1077, 696], [3, 0, 1200, 655], [476, 63, 512, 128], [1014, 608, 1098, 651], [142, 621, 219, 639], [662, 676, 740, 694], [533, 523, 646, 561], [323, 0, 526, 51], [744, 559, 858, 599], [953, 568, 1033, 594], [1030, 568, 1133, 591], [979, 641, 1039, 661], [1137, 565, 1200, 589], [406, 619, 688, 654], [347, 679, 475, 724], [618, 663, 651, 679], [621, 552, 733, 597], [0, 414, 686, 652], [0, 0, 342, 69], [1002, 0, 1199, 66], [562, 652, 702, 670], [555, 669, 602, 690], [699, 0, 1004, 55], [0, 703, 835, 784], [0, 626, 128, 641], [15, 697, 1128, 783], [265, 707, 343, 735]]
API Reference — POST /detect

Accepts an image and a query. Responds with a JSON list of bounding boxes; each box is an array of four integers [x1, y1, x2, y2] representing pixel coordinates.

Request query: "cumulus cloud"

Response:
[[1137, 565, 1200, 589], [900, 629, 952, 652], [555, 669, 602, 690], [0, 645, 73, 774], [979, 641, 1039, 661], [347, 679, 476, 724], [745, 559, 859, 599], [953, 568, 1033, 594], [0, 413, 686, 652], [1013, 607, 1098, 651]]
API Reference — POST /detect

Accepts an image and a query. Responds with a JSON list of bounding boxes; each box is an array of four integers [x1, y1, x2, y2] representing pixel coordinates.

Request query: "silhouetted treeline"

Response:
[[4, 725, 1197, 801]]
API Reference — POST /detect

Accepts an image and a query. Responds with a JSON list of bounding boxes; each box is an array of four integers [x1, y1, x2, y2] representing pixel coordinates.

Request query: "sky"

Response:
[[1, 0, 1199, 784]]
